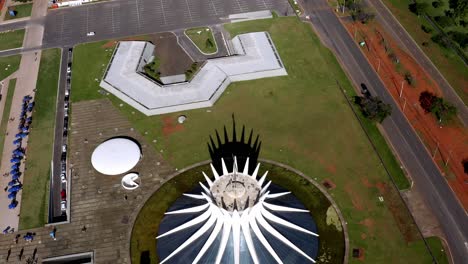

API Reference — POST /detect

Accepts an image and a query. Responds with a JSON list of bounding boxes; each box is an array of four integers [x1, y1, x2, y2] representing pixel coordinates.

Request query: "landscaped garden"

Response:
[[71, 16, 445, 263], [0, 29, 25, 51], [4, 3, 33, 21], [18, 49, 60, 229], [131, 162, 346, 263], [185, 27, 217, 54]]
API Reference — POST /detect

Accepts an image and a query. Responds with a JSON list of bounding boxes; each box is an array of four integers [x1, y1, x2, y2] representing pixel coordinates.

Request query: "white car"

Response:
[[87, 31, 95, 37], [60, 173, 67, 183], [61, 200, 67, 211], [62, 144, 67, 153]]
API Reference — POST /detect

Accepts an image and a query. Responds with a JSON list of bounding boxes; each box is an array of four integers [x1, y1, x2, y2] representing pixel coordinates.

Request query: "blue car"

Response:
[[8, 180, 19, 186], [13, 139, 21, 145], [22, 127, 29, 132], [12, 174, 21, 180], [10, 158, 20, 163], [10, 169, 18, 175]]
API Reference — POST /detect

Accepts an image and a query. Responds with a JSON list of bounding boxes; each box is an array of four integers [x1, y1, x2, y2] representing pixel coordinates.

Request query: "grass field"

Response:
[[0, 78, 16, 163], [4, 3, 33, 21], [18, 49, 60, 230], [0, 29, 25, 51], [131, 163, 346, 263], [383, 0, 468, 104], [72, 17, 443, 263], [0, 54, 21, 81], [185, 27, 217, 54], [409, 236, 449, 264]]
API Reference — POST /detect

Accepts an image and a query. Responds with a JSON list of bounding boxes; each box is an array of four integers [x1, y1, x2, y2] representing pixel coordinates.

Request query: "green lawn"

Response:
[[19, 49, 60, 230], [0, 78, 16, 161], [185, 27, 217, 54], [0, 54, 21, 80], [0, 29, 25, 51], [4, 3, 33, 21], [132, 163, 346, 263], [383, 0, 468, 104], [409, 236, 449, 264], [72, 17, 444, 263]]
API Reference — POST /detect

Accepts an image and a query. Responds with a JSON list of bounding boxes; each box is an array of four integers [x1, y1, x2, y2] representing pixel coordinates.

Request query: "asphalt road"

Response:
[[42, 0, 291, 48], [302, 0, 468, 262], [49, 48, 69, 222], [365, 0, 468, 126]]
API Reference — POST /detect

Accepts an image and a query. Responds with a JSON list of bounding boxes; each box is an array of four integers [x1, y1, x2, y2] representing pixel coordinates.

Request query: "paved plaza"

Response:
[[0, 99, 175, 262]]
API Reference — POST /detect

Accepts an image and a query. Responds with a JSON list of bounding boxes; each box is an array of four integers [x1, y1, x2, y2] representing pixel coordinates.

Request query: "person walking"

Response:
[[49, 227, 56, 240], [18, 247, 24, 261]]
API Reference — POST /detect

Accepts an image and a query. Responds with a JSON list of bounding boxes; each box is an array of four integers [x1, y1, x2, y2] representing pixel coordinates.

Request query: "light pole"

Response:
[[445, 150, 452, 166], [432, 141, 439, 159], [399, 80, 404, 98]]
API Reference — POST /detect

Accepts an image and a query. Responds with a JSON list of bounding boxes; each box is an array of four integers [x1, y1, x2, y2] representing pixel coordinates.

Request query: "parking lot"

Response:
[[42, 0, 291, 48]]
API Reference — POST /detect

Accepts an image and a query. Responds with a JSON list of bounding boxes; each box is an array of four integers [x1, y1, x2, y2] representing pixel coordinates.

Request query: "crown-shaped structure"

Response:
[[208, 115, 261, 175]]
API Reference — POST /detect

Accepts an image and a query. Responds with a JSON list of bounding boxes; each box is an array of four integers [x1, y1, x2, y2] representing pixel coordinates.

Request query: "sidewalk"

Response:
[[0, 0, 47, 230]]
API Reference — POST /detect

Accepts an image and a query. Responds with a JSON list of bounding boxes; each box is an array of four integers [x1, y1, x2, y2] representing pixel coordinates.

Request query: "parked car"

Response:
[[61, 162, 66, 174], [62, 144, 67, 153], [60, 173, 67, 183], [87, 31, 95, 37], [60, 200, 67, 211], [60, 189, 66, 201], [67, 66, 71, 73]]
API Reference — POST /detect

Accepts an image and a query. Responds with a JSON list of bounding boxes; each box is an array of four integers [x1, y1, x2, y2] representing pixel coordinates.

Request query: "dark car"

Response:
[[360, 83, 371, 98]]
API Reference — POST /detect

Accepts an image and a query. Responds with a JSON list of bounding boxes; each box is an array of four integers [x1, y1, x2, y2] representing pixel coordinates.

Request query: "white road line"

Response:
[[234, 0, 246, 12], [209, 0, 218, 15], [135, 0, 141, 28], [160, 0, 167, 25], [184, 0, 194, 22], [111, 6, 116, 33], [261, 0, 268, 9]]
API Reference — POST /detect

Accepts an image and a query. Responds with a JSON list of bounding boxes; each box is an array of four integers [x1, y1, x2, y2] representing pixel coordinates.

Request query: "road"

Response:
[[365, 0, 467, 126], [0, 0, 291, 54], [302, 0, 468, 262]]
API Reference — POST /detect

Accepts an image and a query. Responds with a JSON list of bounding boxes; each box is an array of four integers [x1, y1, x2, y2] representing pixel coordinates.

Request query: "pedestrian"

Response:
[[4, 186, 7, 192], [49, 227, 56, 240], [81, 225, 87, 233], [2, 226, 10, 234], [14, 234, 20, 244], [32, 247, 37, 259], [6, 248, 11, 261]]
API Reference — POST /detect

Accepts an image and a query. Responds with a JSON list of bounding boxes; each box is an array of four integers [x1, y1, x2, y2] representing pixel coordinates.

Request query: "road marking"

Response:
[[184, 0, 194, 22], [234, 0, 243, 12], [209, 0, 218, 15], [160, 0, 167, 25], [135, 0, 141, 28], [260, 0, 268, 9]]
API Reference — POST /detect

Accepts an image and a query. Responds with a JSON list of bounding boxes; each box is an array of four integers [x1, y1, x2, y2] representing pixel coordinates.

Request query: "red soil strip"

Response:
[[101, 41, 116, 49], [317, 156, 337, 174], [359, 218, 375, 228], [345, 184, 365, 210], [162, 116, 184, 136], [344, 21, 468, 210]]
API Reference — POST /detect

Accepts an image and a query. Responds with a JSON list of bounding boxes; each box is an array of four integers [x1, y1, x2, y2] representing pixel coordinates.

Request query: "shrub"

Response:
[[421, 24, 433, 33], [404, 71, 415, 86], [409, 2, 429, 15], [448, 31, 468, 49], [431, 33, 450, 48], [431, 1, 441, 8], [205, 38, 214, 49], [435, 16, 454, 27]]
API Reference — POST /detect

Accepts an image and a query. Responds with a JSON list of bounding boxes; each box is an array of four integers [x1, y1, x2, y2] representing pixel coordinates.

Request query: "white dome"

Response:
[[91, 138, 141, 175]]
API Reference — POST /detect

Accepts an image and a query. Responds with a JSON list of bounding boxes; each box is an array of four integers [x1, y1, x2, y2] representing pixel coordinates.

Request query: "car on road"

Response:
[[62, 144, 67, 153], [360, 83, 371, 98], [67, 66, 71, 73], [60, 189, 66, 201], [61, 162, 66, 174], [87, 31, 95, 37]]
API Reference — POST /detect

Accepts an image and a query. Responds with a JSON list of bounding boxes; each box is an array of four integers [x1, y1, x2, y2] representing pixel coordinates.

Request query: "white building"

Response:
[[100, 32, 287, 116]]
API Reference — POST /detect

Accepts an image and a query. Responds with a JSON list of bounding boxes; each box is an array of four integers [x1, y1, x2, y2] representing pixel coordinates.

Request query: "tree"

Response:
[[419, 91, 458, 122], [409, 2, 429, 15], [449, 0, 468, 20], [419, 91, 437, 113], [205, 38, 214, 49], [448, 31, 468, 48], [432, 1, 441, 8], [354, 96, 392, 123]]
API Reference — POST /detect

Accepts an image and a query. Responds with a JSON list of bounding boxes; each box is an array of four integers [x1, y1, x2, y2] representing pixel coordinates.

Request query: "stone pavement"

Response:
[[0, 0, 48, 230], [0, 99, 175, 262]]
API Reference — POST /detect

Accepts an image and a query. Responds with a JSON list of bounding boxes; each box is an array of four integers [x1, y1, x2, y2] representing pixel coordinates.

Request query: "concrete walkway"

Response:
[[0, 0, 47, 231]]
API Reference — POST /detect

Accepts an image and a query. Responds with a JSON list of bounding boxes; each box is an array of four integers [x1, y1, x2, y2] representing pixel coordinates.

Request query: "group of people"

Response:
[[5, 95, 34, 209]]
